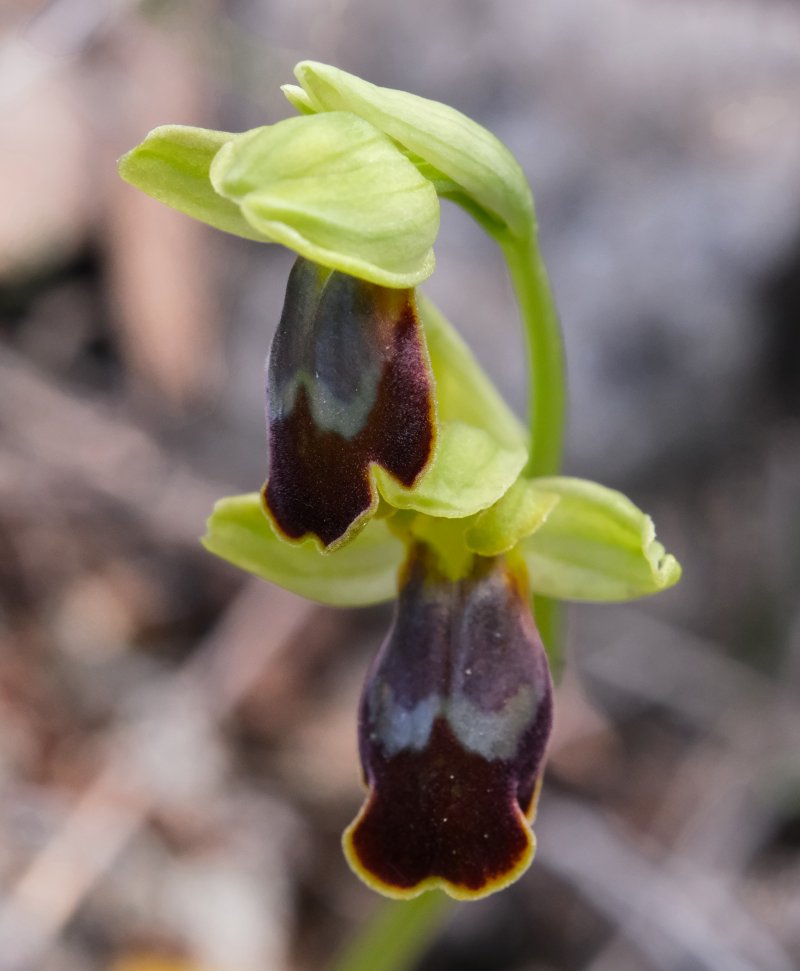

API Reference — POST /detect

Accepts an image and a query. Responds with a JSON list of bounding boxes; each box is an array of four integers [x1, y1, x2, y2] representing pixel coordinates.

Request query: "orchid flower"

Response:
[[119, 63, 681, 901]]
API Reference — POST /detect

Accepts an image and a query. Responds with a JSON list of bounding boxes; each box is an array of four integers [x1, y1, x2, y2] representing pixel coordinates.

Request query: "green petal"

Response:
[[466, 478, 559, 557], [202, 493, 404, 606], [280, 84, 317, 115], [374, 295, 527, 519], [520, 478, 682, 602], [210, 112, 439, 287], [293, 61, 534, 238], [375, 422, 526, 518], [117, 125, 266, 241]]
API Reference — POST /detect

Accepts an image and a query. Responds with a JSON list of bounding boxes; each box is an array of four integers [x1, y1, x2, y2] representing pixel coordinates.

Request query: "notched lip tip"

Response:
[[259, 480, 378, 553], [341, 804, 537, 902]]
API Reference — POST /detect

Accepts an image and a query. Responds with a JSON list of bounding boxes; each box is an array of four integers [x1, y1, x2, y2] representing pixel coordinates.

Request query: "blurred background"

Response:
[[1, 1, 800, 969]]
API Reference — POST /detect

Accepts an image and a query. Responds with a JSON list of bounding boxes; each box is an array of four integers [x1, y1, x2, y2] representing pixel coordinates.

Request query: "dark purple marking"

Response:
[[347, 546, 554, 896], [263, 258, 435, 548], [350, 717, 536, 893]]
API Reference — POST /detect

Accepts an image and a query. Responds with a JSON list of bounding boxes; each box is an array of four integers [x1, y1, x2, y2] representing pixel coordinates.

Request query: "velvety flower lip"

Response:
[[263, 257, 437, 549], [343, 543, 553, 900]]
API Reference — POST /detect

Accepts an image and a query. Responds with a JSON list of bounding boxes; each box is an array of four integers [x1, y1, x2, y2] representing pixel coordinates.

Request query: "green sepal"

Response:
[[210, 112, 439, 287], [374, 295, 526, 519], [466, 478, 559, 556], [520, 478, 682, 602], [419, 294, 525, 449], [202, 493, 404, 606], [291, 61, 534, 239], [117, 125, 266, 241]]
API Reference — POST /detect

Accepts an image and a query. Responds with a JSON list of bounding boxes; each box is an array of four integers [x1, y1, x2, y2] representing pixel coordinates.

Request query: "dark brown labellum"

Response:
[[344, 544, 553, 899], [263, 257, 436, 549]]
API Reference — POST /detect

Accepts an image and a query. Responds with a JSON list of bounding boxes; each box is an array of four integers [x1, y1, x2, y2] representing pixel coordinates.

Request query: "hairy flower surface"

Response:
[[264, 257, 436, 548], [345, 544, 552, 899]]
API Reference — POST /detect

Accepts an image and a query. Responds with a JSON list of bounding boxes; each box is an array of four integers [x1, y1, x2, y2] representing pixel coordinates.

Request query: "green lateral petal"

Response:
[[375, 421, 526, 518], [118, 125, 266, 241], [373, 295, 527, 519], [210, 113, 439, 287], [293, 61, 534, 238], [466, 478, 559, 557], [520, 478, 682, 602], [202, 493, 404, 606], [280, 84, 317, 115]]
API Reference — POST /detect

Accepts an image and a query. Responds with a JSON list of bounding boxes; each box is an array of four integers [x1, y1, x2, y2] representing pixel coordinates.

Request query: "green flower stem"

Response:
[[499, 228, 565, 479], [500, 225, 566, 678], [329, 892, 451, 971]]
